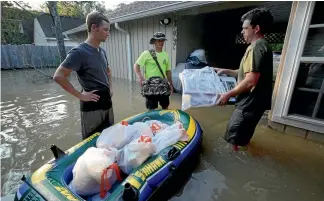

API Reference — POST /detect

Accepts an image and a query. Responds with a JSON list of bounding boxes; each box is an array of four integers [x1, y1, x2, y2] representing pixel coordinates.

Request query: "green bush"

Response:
[[270, 43, 284, 52]]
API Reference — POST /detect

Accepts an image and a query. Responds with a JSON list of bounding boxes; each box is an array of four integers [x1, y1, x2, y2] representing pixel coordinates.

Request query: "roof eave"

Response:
[[64, 1, 216, 35], [63, 24, 87, 35], [110, 1, 215, 23]]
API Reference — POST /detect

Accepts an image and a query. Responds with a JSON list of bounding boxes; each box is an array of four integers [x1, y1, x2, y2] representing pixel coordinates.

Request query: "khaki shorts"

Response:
[[80, 107, 114, 140]]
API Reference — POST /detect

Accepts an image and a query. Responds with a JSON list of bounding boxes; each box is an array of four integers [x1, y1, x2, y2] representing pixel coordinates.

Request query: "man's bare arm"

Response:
[[227, 72, 260, 97], [107, 66, 113, 88], [166, 70, 172, 84], [214, 68, 239, 77], [217, 72, 260, 105], [134, 64, 144, 80], [53, 66, 99, 102]]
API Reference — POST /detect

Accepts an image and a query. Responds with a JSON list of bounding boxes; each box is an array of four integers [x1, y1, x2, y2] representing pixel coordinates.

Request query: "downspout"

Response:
[[115, 22, 133, 81]]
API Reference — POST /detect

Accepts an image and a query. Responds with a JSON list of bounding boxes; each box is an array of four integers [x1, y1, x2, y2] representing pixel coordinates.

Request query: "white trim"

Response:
[[272, 116, 324, 134], [110, 1, 215, 23], [46, 37, 72, 41], [63, 1, 216, 35], [309, 24, 324, 28], [286, 115, 324, 127], [300, 57, 324, 63], [282, 1, 315, 116], [271, 1, 324, 133], [272, 2, 310, 118], [63, 24, 86, 35]]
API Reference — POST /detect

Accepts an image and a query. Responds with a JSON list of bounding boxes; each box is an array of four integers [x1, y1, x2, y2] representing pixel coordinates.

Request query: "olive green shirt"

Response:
[[236, 38, 273, 111]]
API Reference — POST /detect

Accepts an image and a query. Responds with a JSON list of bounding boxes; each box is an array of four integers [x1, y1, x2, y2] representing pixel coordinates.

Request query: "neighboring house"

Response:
[[33, 13, 85, 46], [22, 19, 35, 44], [64, 1, 324, 140]]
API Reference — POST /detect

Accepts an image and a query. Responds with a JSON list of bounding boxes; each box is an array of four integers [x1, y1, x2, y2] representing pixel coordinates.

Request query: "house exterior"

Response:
[[33, 13, 84, 46], [269, 1, 324, 141], [64, 1, 324, 141]]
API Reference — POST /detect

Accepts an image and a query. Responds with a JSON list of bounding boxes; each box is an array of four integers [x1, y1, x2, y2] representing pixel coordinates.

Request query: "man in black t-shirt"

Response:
[[53, 11, 114, 139], [215, 8, 274, 149]]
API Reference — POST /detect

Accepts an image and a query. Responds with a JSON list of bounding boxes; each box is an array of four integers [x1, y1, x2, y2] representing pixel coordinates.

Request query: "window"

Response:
[[288, 2, 324, 121]]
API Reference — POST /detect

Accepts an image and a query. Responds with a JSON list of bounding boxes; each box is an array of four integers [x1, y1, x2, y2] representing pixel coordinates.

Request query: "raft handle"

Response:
[[21, 175, 48, 201], [166, 147, 180, 161], [122, 182, 139, 201], [50, 144, 66, 160]]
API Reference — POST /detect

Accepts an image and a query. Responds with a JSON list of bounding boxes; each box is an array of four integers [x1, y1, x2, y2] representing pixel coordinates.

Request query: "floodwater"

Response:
[[1, 69, 324, 201]]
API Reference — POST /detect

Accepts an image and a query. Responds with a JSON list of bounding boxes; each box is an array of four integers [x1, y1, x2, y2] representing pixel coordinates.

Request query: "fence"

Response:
[[1, 44, 74, 69]]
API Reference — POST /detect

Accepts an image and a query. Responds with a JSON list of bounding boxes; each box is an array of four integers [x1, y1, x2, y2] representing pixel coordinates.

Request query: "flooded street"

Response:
[[1, 69, 324, 201]]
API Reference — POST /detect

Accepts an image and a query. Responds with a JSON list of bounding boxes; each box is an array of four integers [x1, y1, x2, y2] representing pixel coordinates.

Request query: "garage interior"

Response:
[[175, 1, 292, 76]]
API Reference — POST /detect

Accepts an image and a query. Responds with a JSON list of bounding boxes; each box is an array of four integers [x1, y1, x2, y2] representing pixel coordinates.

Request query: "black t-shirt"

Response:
[[60, 42, 112, 112], [236, 38, 273, 112]]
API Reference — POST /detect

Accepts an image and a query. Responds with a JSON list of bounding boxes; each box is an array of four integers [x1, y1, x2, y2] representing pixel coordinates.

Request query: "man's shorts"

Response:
[[80, 107, 114, 140], [145, 95, 170, 110], [224, 108, 265, 146]]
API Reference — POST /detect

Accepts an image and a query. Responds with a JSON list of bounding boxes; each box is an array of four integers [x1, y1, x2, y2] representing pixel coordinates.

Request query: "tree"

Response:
[[1, 1, 31, 9], [40, 1, 107, 17], [1, 1, 38, 44], [47, 1, 66, 62]]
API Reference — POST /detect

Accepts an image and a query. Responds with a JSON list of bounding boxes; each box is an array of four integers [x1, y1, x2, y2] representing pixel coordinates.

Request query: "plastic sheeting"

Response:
[[179, 67, 228, 110], [172, 49, 208, 93]]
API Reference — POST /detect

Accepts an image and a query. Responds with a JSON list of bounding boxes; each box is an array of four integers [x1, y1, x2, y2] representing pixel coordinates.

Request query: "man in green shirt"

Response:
[[215, 8, 274, 150], [134, 32, 173, 110]]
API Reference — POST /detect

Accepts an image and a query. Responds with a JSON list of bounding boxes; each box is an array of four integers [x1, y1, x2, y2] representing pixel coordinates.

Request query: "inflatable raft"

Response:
[[15, 109, 203, 201]]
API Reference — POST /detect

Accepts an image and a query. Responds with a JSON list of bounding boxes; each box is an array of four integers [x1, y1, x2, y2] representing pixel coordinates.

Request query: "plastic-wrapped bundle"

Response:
[[179, 67, 227, 110]]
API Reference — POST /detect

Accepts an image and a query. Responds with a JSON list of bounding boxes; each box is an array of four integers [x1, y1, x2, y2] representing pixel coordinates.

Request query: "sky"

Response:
[[27, 0, 135, 11]]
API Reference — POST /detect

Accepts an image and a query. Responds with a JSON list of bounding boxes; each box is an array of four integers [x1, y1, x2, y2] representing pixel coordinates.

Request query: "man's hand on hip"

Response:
[[80, 90, 100, 102]]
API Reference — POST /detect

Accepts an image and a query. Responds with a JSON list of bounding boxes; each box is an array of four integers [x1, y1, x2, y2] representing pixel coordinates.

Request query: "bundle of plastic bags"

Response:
[[71, 120, 190, 199], [117, 135, 155, 174], [179, 66, 227, 110], [69, 147, 121, 197], [152, 121, 188, 153], [96, 121, 153, 150]]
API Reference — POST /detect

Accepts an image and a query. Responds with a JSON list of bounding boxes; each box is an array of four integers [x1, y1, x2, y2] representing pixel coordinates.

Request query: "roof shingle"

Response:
[[106, 1, 182, 19], [36, 13, 84, 38]]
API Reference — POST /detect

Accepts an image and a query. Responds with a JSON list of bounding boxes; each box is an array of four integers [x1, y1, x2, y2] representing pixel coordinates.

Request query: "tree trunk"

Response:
[[47, 1, 66, 62]]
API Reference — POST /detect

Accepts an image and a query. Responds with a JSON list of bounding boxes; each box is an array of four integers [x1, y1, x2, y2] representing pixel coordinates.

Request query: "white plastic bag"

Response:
[[190, 49, 207, 64], [96, 122, 129, 150], [144, 120, 169, 134], [152, 122, 188, 153], [117, 136, 155, 174], [126, 122, 153, 141], [97, 122, 153, 150], [179, 67, 227, 110], [69, 147, 119, 197]]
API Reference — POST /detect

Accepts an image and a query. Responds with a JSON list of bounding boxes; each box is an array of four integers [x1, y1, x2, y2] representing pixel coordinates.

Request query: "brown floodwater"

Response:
[[1, 69, 324, 201]]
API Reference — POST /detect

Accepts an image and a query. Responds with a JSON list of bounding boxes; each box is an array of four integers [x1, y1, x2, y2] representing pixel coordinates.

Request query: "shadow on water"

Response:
[[1, 69, 324, 201]]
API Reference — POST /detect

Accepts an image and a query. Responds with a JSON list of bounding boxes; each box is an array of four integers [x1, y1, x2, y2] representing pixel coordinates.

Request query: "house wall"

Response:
[[104, 14, 176, 80], [71, 31, 88, 44], [34, 18, 80, 46], [34, 18, 47, 45], [45, 39, 80, 47], [69, 14, 177, 80]]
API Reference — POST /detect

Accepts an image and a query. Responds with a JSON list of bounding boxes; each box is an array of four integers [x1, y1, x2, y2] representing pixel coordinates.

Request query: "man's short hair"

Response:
[[86, 11, 110, 32], [241, 8, 273, 34]]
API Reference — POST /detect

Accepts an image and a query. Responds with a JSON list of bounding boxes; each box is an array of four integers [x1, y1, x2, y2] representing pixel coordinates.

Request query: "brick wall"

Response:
[[268, 121, 324, 143]]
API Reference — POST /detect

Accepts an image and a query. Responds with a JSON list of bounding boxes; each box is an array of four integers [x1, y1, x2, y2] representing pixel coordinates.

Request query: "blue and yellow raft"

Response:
[[15, 109, 203, 201]]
